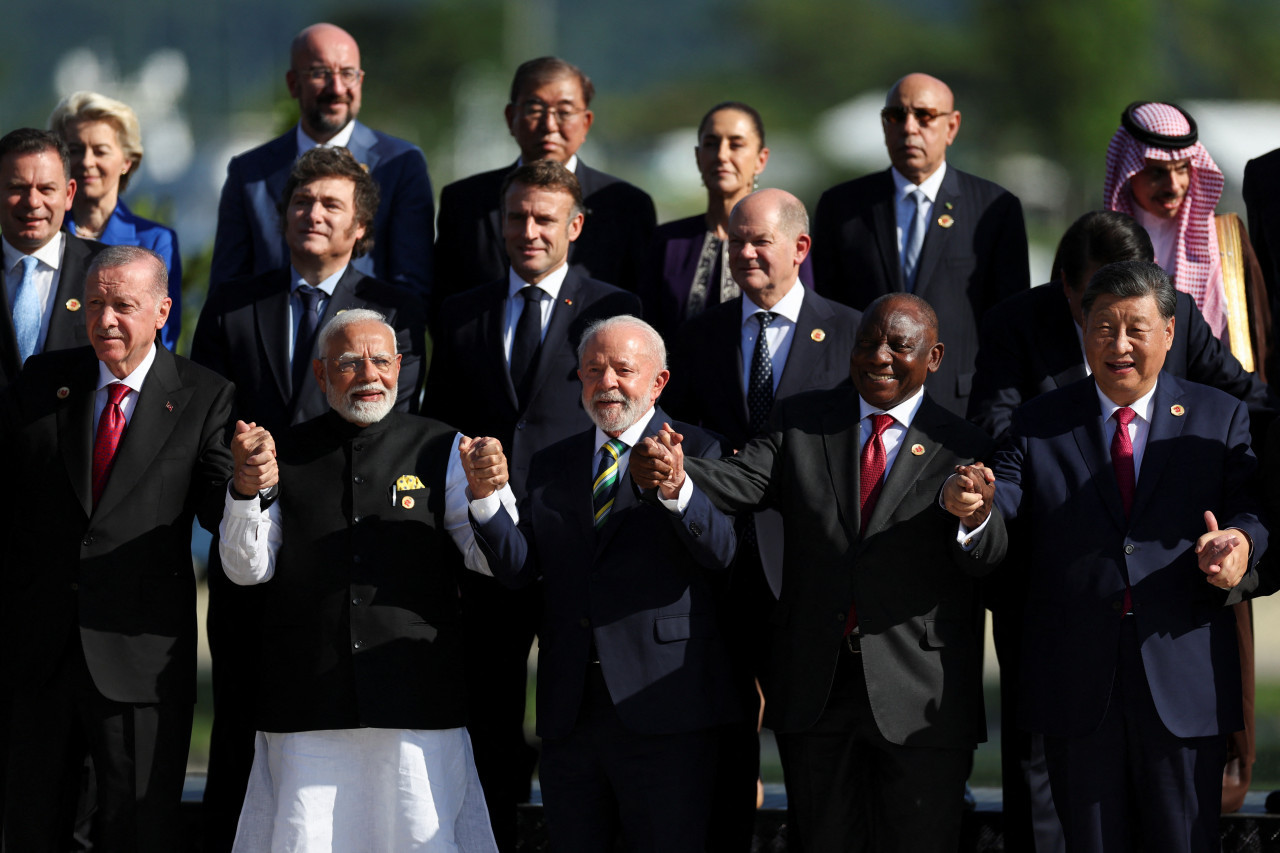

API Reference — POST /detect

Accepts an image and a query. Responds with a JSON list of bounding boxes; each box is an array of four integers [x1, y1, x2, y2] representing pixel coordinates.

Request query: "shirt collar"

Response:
[[289, 263, 347, 297], [96, 335, 158, 394], [3, 231, 64, 273], [858, 384, 926, 429], [296, 120, 357, 156], [1095, 380, 1158, 425], [741, 279, 805, 328], [508, 262, 570, 302], [593, 405, 657, 452], [516, 154, 579, 174], [891, 161, 948, 203]]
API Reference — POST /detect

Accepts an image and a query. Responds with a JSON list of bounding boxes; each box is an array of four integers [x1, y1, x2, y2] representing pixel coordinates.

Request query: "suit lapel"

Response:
[[864, 398, 943, 535], [912, 168, 959, 300], [775, 293, 830, 399], [872, 172, 903, 292], [345, 122, 377, 170], [1129, 376, 1185, 523], [526, 272, 582, 407], [714, 300, 750, 432], [94, 347, 192, 519], [57, 352, 100, 518], [256, 273, 292, 405], [1069, 381, 1128, 529], [46, 236, 93, 353], [594, 408, 665, 555], [482, 281, 521, 411], [485, 162, 518, 272], [821, 393, 862, 543]]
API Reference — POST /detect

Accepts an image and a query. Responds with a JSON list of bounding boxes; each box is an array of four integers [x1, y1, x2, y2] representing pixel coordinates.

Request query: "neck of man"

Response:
[[746, 276, 798, 311], [519, 259, 567, 287], [302, 119, 350, 147], [293, 252, 350, 287]]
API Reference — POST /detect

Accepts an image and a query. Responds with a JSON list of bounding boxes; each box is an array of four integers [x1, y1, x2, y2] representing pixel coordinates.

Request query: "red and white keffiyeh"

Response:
[[1102, 102, 1227, 337]]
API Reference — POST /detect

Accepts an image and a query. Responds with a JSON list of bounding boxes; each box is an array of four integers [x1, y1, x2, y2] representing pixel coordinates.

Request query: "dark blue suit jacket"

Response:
[[472, 409, 741, 739], [992, 373, 1267, 739], [210, 121, 434, 301]]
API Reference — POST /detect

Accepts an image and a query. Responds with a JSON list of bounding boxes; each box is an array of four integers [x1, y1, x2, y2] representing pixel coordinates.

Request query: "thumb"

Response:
[[235, 419, 252, 435], [1205, 510, 1219, 533], [458, 435, 474, 453]]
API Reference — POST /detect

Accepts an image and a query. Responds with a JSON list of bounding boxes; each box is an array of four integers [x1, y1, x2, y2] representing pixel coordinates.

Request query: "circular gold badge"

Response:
[[937, 215, 955, 229], [810, 329, 826, 342], [1170, 404, 1185, 417], [65, 298, 81, 311], [56, 386, 70, 399], [402, 495, 415, 509], [911, 443, 926, 456]]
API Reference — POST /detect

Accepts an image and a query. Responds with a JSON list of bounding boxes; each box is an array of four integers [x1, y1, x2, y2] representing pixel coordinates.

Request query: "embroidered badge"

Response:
[[810, 329, 826, 342], [166, 401, 174, 412], [402, 495, 415, 509], [56, 386, 70, 399], [396, 474, 426, 491], [937, 215, 955, 229], [1170, 404, 1186, 417], [65, 298, 81, 311], [910, 444, 926, 456]]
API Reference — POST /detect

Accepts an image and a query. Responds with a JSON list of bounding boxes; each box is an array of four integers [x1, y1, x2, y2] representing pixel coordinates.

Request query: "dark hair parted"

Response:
[[510, 57, 594, 107], [1082, 260, 1177, 320], [499, 159, 585, 218], [697, 101, 766, 147], [0, 128, 72, 181], [277, 147, 379, 258], [1054, 210, 1154, 292]]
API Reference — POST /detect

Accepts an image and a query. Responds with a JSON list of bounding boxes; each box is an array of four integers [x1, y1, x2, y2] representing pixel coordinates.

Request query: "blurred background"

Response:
[[7, 0, 1280, 789]]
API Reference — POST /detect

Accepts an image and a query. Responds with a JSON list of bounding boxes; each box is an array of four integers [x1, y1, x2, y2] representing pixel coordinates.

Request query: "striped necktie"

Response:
[[591, 438, 628, 529]]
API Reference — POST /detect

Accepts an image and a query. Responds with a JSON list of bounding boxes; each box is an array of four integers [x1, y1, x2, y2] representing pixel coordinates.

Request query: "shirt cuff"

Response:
[[469, 486, 509, 523], [657, 475, 694, 514], [956, 513, 992, 551]]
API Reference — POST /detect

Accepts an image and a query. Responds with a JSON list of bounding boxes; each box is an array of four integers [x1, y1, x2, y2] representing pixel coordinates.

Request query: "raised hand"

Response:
[[460, 435, 508, 499], [1196, 510, 1248, 589], [941, 462, 995, 530], [231, 419, 278, 495]]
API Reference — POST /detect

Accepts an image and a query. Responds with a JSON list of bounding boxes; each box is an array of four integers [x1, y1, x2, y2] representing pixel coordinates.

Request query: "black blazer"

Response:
[[967, 282, 1280, 442], [811, 166, 1029, 417], [432, 159, 656, 318], [423, 268, 641, 499], [0, 234, 104, 387], [190, 265, 426, 432], [663, 289, 861, 450], [1, 345, 233, 704], [686, 390, 1007, 747]]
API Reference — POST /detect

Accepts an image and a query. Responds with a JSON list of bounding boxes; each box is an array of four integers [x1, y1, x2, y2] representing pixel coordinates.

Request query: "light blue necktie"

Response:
[[902, 189, 927, 292], [13, 255, 41, 363]]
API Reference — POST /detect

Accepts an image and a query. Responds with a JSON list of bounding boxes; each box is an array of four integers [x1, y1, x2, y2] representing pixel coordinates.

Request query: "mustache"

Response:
[[592, 390, 629, 404]]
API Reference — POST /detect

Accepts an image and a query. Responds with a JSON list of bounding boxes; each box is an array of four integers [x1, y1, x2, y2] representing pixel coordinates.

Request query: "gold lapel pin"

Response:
[[810, 329, 826, 342], [56, 386, 70, 399], [65, 298, 81, 311], [937, 215, 955, 229], [911, 443, 926, 456], [945, 201, 954, 210], [402, 495, 415, 509], [563, 298, 574, 306], [165, 401, 174, 412], [1170, 404, 1186, 417]]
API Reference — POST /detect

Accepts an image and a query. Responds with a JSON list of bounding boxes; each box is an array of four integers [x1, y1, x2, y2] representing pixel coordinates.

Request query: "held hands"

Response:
[[631, 423, 686, 500], [941, 463, 995, 531], [459, 436, 508, 499], [1196, 510, 1249, 589], [231, 420, 278, 496]]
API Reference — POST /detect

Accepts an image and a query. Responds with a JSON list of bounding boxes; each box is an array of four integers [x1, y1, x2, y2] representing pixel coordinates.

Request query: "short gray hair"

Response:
[[317, 308, 398, 356], [86, 245, 167, 304], [576, 314, 667, 370]]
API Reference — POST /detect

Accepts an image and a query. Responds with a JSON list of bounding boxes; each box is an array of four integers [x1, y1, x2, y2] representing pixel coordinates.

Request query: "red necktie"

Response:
[[848, 413, 895, 635], [92, 383, 130, 507], [1111, 406, 1136, 613]]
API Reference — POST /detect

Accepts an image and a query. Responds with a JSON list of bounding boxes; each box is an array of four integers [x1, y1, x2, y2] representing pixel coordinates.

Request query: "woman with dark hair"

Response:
[[49, 91, 183, 349], [642, 102, 812, 338]]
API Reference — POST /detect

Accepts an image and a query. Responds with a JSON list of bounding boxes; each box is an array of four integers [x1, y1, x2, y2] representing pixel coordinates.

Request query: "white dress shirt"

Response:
[[891, 163, 948, 259], [502, 263, 571, 363], [739, 282, 805, 394], [295, 121, 356, 157], [3, 232, 65, 357], [92, 341, 157, 428]]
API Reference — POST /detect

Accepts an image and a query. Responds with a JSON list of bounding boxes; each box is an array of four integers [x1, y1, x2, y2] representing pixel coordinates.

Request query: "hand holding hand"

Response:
[[460, 436, 508, 499], [1196, 510, 1248, 589], [631, 434, 675, 491], [655, 424, 686, 501], [231, 419, 278, 495], [942, 462, 995, 530]]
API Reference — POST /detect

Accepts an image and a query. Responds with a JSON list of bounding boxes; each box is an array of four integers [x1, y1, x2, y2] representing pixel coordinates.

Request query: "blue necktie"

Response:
[[902, 189, 927, 291], [13, 255, 41, 363], [292, 285, 325, 397]]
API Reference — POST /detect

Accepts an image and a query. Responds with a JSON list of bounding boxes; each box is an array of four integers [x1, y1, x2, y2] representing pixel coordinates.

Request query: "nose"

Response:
[[307, 200, 325, 222], [354, 357, 379, 382], [717, 140, 732, 162], [523, 216, 538, 241]]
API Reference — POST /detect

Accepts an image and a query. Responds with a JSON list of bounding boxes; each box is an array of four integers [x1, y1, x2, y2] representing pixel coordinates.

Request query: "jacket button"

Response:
[[353, 639, 364, 650], [579, 617, 590, 628], [352, 597, 363, 606], [82, 537, 93, 547], [352, 516, 362, 525], [1111, 601, 1123, 612], [835, 612, 844, 623], [516, 420, 527, 430], [689, 522, 702, 536], [353, 443, 364, 452], [353, 475, 364, 484], [353, 554, 362, 564], [1124, 544, 1135, 555]]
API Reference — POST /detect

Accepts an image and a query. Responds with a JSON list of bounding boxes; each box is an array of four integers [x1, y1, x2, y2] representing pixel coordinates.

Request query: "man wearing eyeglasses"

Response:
[[812, 72, 1029, 418], [210, 22, 434, 304], [433, 56, 656, 319], [192, 145, 426, 853]]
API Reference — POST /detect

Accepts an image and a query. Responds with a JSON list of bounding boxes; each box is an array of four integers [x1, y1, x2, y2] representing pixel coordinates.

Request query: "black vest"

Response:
[[255, 410, 466, 732]]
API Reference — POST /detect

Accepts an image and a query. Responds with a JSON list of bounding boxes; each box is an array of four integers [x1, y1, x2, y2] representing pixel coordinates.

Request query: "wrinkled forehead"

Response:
[[326, 321, 395, 356]]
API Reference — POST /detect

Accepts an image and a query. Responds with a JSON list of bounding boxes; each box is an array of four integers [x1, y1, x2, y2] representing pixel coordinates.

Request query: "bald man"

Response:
[[211, 22, 435, 302], [812, 72, 1029, 417]]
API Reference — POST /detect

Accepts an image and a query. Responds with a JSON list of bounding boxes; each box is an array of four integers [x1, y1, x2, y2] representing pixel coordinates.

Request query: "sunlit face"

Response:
[[86, 259, 170, 379], [881, 74, 960, 185], [727, 196, 809, 310], [313, 320, 401, 426], [285, 176, 366, 267], [65, 119, 130, 205], [578, 325, 669, 437], [1084, 292, 1174, 406], [849, 298, 943, 410], [287, 28, 363, 140], [505, 75, 594, 164], [695, 109, 768, 201], [1129, 158, 1191, 220], [502, 183, 583, 284], [0, 149, 75, 252]]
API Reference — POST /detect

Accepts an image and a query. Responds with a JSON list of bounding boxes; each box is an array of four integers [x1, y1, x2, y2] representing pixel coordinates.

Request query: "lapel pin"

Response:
[[1170, 404, 1185, 417], [945, 201, 954, 210], [810, 328, 826, 342], [937, 214, 955, 229], [563, 298, 573, 306], [911, 443, 926, 456], [65, 298, 81, 311], [402, 495, 415, 509], [56, 386, 70, 399], [165, 401, 174, 412]]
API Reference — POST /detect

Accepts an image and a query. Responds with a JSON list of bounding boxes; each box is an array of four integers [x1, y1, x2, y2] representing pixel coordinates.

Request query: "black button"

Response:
[[70, 582, 79, 591], [1124, 544, 1135, 555], [353, 443, 364, 452], [516, 421, 527, 430], [689, 522, 702, 536], [353, 475, 364, 484], [353, 640, 364, 650], [81, 536, 93, 547], [353, 516, 362, 525], [353, 554, 362, 564], [834, 612, 844, 622], [1111, 601, 1123, 612], [578, 617, 590, 628], [352, 597, 363, 606]]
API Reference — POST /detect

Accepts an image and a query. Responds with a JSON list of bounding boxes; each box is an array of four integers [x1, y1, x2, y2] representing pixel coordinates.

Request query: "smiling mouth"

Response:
[[1105, 361, 1136, 373]]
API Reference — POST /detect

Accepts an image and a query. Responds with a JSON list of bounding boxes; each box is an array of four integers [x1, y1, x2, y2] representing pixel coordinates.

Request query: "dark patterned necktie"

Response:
[[591, 438, 627, 529], [747, 311, 777, 436], [510, 286, 545, 407], [292, 284, 324, 396]]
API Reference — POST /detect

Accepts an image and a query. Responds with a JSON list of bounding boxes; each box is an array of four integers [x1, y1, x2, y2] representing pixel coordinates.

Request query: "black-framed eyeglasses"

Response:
[[328, 354, 396, 375], [304, 67, 364, 87], [880, 106, 952, 126], [519, 101, 587, 125]]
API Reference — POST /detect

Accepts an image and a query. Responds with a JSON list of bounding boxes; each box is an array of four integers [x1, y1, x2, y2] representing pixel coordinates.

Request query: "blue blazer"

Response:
[[69, 201, 182, 350], [209, 121, 434, 302], [993, 373, 1268, 739], [472, 409, 741, 739]]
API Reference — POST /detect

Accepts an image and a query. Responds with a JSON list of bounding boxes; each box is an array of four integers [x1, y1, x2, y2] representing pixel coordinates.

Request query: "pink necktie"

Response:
[[92, 383, 130, 507], [1111, 406, 1136, 613], [848, 414, 895, 635]]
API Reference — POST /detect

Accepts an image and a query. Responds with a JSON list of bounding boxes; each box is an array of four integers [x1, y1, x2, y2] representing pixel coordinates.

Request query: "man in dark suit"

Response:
[[424, 158, 639, 851], [635, 293, 1008, 852], [986, 261, 1267, 852], [662, 188, 860, 848], [191, 145, 427, 852], [463, 315, 739, 853], [433, 56, 655, 317], [811, 73, 1029, 417], [1, 245, 233, 851], [210, 23, 433, 301], [1243, 146, 1280, 373], [0, 128, 104, 388]]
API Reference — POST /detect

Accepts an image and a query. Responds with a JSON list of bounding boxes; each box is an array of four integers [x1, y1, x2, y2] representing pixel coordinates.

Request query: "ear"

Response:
[[64, 178, 76, 209], [945, 110, 962, 146], [154, 296, 172, 330], [793, 233, 812, 265], [755, 146, 770, 175], [286, 69, 301, 100], [312, 358, 327, 392], [1163, 315, 1175, 351], [650, 368, 670, 401], [566, 211, 585, 243], [926, 341, 945, 373], [504, 102, 518, 137], [579, 109, 594, 137]]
